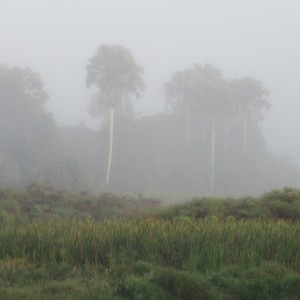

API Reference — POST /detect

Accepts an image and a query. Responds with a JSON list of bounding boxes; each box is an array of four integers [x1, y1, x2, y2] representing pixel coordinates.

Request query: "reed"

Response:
[[0, 217, 298, 273]]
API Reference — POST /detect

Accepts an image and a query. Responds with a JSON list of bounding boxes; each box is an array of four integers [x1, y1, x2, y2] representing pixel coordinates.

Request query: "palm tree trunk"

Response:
[[210, 117, 215, 195], [186, 102, 190, 144], [243, 117, 247, 152], [121, 97, 125, 115], [106, 107, 114, 184], [202, 114, 208, 145], [225, 118, 229, 168]]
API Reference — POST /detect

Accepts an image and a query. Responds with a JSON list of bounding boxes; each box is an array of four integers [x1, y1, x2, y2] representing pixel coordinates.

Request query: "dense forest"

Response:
[[0, 45, 299, 196]]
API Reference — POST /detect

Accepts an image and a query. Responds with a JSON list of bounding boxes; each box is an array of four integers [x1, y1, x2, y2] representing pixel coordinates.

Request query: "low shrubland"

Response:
[[0, 258, 298, 299], [155, 187, 300, 221], [0, 184, 160, 224], [0, 185, 299, 299], [1, 185, 300, 223]]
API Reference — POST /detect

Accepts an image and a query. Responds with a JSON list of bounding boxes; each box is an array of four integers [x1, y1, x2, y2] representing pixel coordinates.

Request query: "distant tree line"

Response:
[[0, 64, 86, 191], [0, 44, 299, 195], [164, 63, 270, 194]]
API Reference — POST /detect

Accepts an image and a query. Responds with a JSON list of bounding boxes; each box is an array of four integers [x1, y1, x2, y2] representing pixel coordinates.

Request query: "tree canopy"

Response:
[[86, 44, 145, 185], [0, 58, 297, 195], [86, 44, 145, 112], [0, 64, 87, 190]]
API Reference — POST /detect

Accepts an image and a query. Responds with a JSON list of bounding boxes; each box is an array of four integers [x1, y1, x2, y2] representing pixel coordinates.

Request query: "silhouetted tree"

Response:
[[0, 64, 56, 180], [86, 44, 145, 185], [165, 68, 197, 143], [166, 64, 228, 194], [193, 64, 227, 195], [229, 77, 270, 152], [0, 64, 87, 190]]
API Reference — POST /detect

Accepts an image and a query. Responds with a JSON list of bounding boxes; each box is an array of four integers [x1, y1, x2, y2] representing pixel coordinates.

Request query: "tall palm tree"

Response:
[[230, 77, 270, 152], [165, 63, 226, 195], [165, 68, 196, 144], [194, 64, 226, 195], [86, 44, 145, 185]]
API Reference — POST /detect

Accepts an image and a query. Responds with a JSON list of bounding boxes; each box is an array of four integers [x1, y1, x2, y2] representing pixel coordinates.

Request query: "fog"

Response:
[[1, 0, 300, 194]]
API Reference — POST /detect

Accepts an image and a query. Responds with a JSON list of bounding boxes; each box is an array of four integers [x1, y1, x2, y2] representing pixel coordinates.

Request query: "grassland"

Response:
[[0, 185, 299, 299]]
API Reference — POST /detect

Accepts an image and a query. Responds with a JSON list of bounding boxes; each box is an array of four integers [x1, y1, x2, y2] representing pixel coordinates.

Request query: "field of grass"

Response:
[[0, 217, 299, 299], [0, 218, 299, 271], [0, 185, 299, 299]]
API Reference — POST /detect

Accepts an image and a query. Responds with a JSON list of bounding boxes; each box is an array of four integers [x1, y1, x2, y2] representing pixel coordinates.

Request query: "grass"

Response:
[[0, 259, 298, 299], [0, 218, 299, 272]]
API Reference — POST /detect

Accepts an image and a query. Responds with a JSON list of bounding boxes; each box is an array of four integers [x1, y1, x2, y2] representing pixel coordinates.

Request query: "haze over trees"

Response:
[[1, 3, 300, 299], [0, 46, 299, 195], [0, 64, 87, 191], [165, 64, 271, 194], [86, 44, 145, 185], [165, 64, 229, 194]]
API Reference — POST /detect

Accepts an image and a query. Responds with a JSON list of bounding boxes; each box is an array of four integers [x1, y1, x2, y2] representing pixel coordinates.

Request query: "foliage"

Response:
[[0, 217, 298, 271], [59, 112, 299, 195], [86, 44, 145, 111], [0, 259, 300, 300], [0, 64, 88, 191], [86, 44, 145, 185], [209, 262, 300, 300], [165, 63, 225, 115], [156, 187, 300, 221], [0, 153, 20, 187], [0, 61, 298, 195], [1, 186, 300, 223], [0, 218, 299, 299], [0, 186, 299, 299], [0, 184, 161, 223], [0, 259, 298, 299], [230, 76, 270, 120]]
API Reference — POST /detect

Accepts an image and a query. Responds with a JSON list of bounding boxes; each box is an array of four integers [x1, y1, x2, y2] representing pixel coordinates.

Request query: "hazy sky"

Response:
[[1, 0, 300, 165]]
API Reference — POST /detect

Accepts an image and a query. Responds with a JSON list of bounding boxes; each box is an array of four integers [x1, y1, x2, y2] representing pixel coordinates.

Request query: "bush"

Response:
[[153, 268, 214, 300]]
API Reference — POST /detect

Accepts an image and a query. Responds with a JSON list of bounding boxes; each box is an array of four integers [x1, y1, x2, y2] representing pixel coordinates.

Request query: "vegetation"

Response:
[[59, 114, 300, 195], [0, 217, 298, 270], [0, 184, 160, 223], [0, 56, 299, 195], [165, 64, 270, 194], [156, 187, 300, 221], [0, 259, 298, 300], [0, 185, 299, 298], [0, 64, 87, 192], [61, 59, 298, 195], [1, 185, 300, 222], [86, 44, 145, 185], [0, 46, 300, 298]]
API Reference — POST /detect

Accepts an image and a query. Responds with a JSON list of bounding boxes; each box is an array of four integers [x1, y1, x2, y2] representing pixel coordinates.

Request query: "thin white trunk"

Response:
[[186, 102, 190, 144], [225, 119, 229, 168], [121, 97, 125, 115], [210, 118, 215, 195], [202, 114, 207, 145], [243, 117, 247, 152], [106, 108, 114, 184]]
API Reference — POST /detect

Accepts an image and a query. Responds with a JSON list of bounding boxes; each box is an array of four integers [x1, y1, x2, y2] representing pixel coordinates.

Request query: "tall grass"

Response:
[[0, 217, 299, 273]]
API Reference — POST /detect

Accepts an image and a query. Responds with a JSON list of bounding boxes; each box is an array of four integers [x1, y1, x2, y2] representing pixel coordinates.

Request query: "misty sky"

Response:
[[1, 0, 300, 165]]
